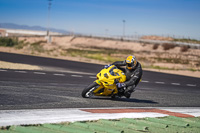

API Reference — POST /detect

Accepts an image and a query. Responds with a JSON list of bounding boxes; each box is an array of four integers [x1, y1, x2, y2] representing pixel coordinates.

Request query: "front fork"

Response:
[[93, 80, 104, 94]]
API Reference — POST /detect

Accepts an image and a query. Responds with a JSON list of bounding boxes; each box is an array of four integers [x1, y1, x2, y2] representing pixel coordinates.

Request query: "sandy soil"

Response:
[[0, 61, 41, 70], [0, 36, 200, 78], [141, 35, 174, 41]]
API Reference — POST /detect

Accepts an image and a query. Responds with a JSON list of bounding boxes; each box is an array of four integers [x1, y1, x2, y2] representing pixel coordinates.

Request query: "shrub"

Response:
[[0, 37, 18, 47], [180, 45, 189, 52], [30, 41, 46, 53], [153, 44, 159, 50], [162, 43, 176, 50]]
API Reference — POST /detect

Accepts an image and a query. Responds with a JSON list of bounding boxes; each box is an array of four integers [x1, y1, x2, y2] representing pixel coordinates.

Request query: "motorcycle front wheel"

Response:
[[82, 82, 99, 98]]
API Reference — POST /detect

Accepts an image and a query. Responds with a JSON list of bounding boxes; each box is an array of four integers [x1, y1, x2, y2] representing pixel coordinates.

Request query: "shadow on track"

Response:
[[114, 98, 158, 104], [92, 97, 158, 104]]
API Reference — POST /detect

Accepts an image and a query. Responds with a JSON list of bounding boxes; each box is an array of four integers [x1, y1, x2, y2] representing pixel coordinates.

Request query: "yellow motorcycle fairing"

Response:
[[93, 65, 126, 96]]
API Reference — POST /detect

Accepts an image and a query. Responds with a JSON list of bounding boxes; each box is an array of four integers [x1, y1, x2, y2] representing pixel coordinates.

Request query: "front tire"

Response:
[[82, 82, 99, 98]]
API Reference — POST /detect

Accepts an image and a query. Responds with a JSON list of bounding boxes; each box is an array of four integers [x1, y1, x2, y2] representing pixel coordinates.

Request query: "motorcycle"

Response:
[[82, 65, 126, 98]]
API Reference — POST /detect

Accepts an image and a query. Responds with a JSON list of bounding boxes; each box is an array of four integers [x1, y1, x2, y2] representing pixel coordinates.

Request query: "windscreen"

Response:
[[109, 66, 118, 76]]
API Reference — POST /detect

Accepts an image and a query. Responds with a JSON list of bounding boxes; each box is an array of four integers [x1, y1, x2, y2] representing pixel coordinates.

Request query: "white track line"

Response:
[[14, 71, 27, 73], [186, 84, 196, 87], [71, 75, 83, 77], [53, 74, 65, 76], [0, 69, 7, 71], [89, 76, 96, 79], [141, 80, 149, 83], [1, 70, 198, 88], [33, 72, 46, 75], [171, 83, 181, 85], [155, 81, 165, 84]]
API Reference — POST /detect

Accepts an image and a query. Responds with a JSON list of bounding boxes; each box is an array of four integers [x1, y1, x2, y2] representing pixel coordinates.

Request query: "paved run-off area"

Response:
[[0, 107, 200, 133]]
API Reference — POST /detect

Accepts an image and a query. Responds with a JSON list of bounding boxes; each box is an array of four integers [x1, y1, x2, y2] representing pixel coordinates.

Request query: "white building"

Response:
[[0, 28, 62, 36]]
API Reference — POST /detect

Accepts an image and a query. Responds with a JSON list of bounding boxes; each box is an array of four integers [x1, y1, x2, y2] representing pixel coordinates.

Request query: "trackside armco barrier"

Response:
[[71, 34, 200, 49], [79, 34, 200, 49]]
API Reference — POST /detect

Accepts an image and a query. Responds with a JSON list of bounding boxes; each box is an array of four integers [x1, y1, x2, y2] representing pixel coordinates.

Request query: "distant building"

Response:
[[0, 28, 62, 37], [0, 29, 7, 37]]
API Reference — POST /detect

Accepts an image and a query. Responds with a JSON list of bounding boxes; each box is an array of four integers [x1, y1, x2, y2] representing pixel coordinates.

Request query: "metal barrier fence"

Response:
[[75, 34, 200, 49]]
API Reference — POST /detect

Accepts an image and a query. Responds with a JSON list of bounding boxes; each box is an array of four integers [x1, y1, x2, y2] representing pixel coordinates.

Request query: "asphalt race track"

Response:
[[0, 52, 200, 110]]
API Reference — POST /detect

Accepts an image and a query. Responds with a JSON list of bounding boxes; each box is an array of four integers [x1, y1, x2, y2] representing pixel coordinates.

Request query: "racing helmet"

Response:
[[125, 55, 137, 70]]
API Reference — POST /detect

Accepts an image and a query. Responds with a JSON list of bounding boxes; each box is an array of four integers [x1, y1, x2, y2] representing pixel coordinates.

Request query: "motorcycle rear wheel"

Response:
[[82, 82, 99, 98]]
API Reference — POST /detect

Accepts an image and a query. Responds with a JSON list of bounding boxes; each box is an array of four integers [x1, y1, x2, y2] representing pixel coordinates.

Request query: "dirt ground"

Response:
[[0, 61, 41, 70], [0, 36, 200, 78]]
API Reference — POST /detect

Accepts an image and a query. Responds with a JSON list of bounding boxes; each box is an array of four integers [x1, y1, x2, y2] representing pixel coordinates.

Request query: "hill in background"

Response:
[[0, 23, 70, 35]]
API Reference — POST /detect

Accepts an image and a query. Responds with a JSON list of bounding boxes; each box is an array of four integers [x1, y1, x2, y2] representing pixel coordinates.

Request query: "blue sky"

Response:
[[0, 0, 200, 39]]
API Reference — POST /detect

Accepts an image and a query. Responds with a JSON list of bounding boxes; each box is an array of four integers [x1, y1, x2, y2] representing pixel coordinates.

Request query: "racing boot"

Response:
[[124, 85, 135, 99]]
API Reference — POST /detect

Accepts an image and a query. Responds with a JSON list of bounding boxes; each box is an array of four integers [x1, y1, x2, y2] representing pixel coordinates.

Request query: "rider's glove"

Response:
[[104, 64, 111, 69], [116, 83, 126, 88]]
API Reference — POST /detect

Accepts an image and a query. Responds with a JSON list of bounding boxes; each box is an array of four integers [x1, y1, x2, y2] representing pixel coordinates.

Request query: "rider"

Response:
[[105, 55, 143, 98]]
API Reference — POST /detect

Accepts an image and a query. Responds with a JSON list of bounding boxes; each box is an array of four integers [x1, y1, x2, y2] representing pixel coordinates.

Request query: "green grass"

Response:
[[173, 38, 200, 44], [66, 48, 133, 55], [154, 57, 189, 64], [1, 117, 200, 133], [85, 54, 125, 63], [64, 48, 200, 71], [0, 37, 28, 49], [30, 41, 46, 53], [65, 48, 129, 63], [145, 65, 200, 72], [0, 37, 19, 47], [0, 37, 46, 53]]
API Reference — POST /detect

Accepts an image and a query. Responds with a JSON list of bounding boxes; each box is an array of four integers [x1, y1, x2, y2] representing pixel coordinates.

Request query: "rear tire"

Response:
[[82, 82, 99, 98]]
